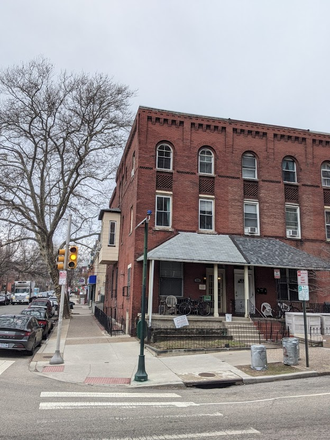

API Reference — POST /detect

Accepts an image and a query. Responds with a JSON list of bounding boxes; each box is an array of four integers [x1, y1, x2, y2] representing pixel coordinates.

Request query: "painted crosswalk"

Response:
[[0, 360, 15, 375], [38, 391, 261, 437]]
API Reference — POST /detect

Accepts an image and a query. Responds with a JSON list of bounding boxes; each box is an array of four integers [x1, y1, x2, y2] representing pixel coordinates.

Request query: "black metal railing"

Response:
[[94, 306, 125, 336]]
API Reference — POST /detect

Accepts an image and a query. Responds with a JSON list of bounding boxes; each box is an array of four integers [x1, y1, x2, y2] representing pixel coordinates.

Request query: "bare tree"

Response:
[[0, 58, 134, 316]]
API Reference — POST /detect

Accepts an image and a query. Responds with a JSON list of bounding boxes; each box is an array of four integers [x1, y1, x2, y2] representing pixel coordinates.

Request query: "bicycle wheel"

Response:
[[178, 302, 191, 315], [198, 302, 211, 316]]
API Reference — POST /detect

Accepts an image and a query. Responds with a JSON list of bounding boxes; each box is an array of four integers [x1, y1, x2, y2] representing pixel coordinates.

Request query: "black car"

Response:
[[0, 314, 43, 355], [21, 308, 53, 339]]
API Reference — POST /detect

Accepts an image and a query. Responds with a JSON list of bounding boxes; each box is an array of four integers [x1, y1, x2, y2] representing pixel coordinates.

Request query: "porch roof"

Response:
[[138, 232, 330, 270]]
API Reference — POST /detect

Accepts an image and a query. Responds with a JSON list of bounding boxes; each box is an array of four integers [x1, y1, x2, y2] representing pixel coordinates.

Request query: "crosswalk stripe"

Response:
[[0, 360, 15, 375], [40, 401, 199, 410], [41, 392, 181, 398], [87, 429, 260, 439]]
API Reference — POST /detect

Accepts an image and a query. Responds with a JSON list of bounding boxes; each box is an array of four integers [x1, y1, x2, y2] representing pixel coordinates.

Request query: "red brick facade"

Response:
[[104, 107, 330, 333]]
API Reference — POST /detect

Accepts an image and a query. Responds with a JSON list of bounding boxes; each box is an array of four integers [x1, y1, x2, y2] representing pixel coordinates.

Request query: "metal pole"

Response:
[[134, 210, 151, 382], [303, 300, 309, 367], [50, 214, 72, 364]]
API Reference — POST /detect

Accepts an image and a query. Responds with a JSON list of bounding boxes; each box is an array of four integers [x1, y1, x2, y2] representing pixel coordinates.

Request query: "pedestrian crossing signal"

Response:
[[68, 246, 78, 269]]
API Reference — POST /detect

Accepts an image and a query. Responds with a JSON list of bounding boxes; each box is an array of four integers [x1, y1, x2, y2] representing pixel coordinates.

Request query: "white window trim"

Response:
[[242, 153, 257, 180], [244, 200, 260, 235], [199, 198, 214, 232], [198, 148, 214, 175], [156, 144, 173, 171], [155, 193, 172, 229], [325, 209, 330, 241], [321, 162, 330, 187], [282, 158, 297, 183], [285, 204, 301, 239], [108, 220, 116, 246]]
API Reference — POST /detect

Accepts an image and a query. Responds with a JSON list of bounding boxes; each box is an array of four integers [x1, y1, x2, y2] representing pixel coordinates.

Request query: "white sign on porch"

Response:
[[173, 315, 189, 329]]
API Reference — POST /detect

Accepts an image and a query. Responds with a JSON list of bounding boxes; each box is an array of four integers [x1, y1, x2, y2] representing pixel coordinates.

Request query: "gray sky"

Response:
[[1, 0, 330, 132]]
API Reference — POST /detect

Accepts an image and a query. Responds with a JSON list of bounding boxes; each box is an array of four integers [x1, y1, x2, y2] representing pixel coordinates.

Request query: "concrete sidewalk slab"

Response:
[[29, 303, 330, 388]]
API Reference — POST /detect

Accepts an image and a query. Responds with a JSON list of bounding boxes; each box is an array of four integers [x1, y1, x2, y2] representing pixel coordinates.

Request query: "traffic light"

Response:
[[57, 249, 66, 270], [68, 245, 78, 269]]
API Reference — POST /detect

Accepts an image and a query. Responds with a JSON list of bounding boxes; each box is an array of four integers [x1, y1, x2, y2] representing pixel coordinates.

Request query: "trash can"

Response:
[[251, 344, 267, 371], [282, 337, 299, 366]]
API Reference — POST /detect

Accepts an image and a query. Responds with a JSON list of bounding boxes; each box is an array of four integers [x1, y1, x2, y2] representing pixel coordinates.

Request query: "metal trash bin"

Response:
[[282, 337, 299, 366], [251, 344, 267, 371]]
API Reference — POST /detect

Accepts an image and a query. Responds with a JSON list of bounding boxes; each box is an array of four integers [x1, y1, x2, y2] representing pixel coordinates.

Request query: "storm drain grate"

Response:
[[43, 366, 65, 373], [84, 377, 131, 385]]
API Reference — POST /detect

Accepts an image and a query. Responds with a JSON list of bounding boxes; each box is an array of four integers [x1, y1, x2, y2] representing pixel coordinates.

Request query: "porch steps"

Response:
[[224, 320, 267, 345]]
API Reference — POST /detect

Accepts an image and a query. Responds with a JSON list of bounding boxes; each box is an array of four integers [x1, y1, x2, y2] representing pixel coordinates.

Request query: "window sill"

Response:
[[156, 168, 173, 173], [153, 227, 174, 232], [198, 230, 217, 234]]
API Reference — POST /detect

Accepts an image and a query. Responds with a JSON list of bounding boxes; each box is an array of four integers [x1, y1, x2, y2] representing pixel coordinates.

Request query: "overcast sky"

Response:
[[1, 0, 330, 132]]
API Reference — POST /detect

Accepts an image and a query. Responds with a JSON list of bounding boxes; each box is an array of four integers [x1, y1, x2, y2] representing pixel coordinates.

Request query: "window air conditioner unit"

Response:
[[287, 229, 298, 237], [246, 227, 257, 234]]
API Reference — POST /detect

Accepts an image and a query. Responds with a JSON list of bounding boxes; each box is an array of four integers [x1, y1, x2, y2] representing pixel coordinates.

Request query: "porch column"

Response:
[[147, 259, 155, 327], [244, 265, 249, 318], [213, 264, 219, 317]]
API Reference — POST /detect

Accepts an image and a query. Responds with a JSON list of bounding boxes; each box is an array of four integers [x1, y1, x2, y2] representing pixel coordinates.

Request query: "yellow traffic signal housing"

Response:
[[68, 245, 78, 269], [57, 249, 66, 270]]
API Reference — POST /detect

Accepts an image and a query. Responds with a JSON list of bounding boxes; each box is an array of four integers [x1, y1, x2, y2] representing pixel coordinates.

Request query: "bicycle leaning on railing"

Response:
[[177, 297, 211, 316], [276, 301, 300, 318]]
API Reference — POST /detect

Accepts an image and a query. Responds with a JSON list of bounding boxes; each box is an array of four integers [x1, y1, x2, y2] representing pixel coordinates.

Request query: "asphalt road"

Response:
[[0, 340, 330, 440]]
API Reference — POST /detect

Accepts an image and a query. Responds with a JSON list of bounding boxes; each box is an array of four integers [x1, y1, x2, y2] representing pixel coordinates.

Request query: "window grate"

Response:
[[199, 176, 215, 195], [156, 172, 173, 191], [324, 189, 330, 205], [244, 181, 259, 199], [284, 185, 299, 203]]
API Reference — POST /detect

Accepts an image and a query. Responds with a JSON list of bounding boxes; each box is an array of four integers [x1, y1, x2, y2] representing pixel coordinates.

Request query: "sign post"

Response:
[[297, 270, 309, 367]]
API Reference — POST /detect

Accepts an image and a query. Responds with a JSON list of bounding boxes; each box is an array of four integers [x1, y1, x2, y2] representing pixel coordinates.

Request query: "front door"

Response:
[[234, 270, 255, 314], [206, 268, 225, 313]]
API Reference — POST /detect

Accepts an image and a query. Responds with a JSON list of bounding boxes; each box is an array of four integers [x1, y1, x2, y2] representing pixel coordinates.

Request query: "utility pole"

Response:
[[50, 214, 72, 364]]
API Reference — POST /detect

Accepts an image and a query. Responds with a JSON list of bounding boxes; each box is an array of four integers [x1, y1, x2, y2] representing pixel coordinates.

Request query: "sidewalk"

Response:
[[30, 304, 330, 388]]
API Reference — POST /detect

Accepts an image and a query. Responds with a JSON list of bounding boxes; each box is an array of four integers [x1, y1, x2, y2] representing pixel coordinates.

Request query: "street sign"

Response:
[[274, 269, 280, 279], [298, 285, 309, 301], [297, 270, 308, 286], [59, 270, 67, 286]]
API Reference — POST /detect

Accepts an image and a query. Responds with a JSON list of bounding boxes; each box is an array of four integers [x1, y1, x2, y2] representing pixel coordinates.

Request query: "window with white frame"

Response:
[[321, 162, 330, 187], [198, 148, 214, 174], [242, 152, 257, 179], [244, 201, 259, 234], [156, 144, 172, 170], [129, 206, 133, 234], [109, 220, 116, 246], [199, 199, 214, 231], [131, 152, 135, 177], [282, 157, 297, 183], [285, 204, 300, 238], [156, 194, 171, 227], [325, 210, 330, 240]]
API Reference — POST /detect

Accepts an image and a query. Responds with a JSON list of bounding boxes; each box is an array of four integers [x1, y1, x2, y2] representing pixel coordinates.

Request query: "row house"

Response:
[[97, 107, 330, 334]]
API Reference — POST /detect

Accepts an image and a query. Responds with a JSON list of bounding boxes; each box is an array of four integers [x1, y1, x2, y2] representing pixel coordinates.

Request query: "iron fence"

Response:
[[94, 306, 125, 336]]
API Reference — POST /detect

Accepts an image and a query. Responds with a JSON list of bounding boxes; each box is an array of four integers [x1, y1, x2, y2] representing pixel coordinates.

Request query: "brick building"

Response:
[[97, 107, 330, 334]]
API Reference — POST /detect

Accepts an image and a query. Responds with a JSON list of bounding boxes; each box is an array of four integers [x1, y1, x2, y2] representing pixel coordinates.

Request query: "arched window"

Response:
[[242, 152, 257, 179], [321, 162, 330, 187], [198, 148, 214, 174], [156, 144, 172, 170], [282, 157, 297, 183]]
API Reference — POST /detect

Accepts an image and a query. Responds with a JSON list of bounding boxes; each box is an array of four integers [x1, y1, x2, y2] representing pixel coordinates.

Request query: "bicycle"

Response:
[[276, 301, 300, 319], [178, 297, 211, 316]]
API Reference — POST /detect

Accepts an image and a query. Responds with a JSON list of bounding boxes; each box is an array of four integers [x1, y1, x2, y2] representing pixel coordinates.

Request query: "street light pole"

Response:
[[134, 210, 152, 382], [50, 214, 72, 364]]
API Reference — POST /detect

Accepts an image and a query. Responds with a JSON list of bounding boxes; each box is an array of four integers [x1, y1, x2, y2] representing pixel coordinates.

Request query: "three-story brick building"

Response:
[[98, 107, 330, 334]]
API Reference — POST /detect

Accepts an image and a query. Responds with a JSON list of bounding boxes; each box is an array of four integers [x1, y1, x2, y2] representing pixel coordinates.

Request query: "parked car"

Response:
[[0, 314, 43, 355], [0, 293, 10, 305], [20, 308, 53, 339], [28, 298, 54, 316], [48, 296, 58, 311], [48, 296, 74, 311]]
